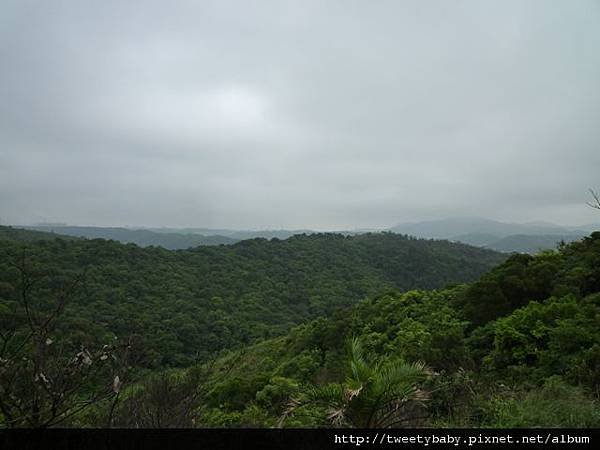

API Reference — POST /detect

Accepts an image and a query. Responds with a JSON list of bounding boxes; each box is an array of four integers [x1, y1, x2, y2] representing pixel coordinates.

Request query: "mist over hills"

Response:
[[389, 217, 597, 253], [13, 217, 599, 253], [486, 234, 586, 253], [146, 227, 316, 241], [17, 224, 350, 250], [388, 216, 597, 238]]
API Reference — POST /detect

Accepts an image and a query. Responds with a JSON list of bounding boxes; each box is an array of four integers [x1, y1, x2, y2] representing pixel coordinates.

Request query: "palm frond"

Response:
[[281, 338, 432, 428], [348, 337, 372, 383]]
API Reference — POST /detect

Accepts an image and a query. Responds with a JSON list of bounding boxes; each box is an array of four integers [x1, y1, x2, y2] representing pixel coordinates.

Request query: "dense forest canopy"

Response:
[[190, 233, 600, 427], [0, 227, 504, 367], [1, 226, 598, 428]]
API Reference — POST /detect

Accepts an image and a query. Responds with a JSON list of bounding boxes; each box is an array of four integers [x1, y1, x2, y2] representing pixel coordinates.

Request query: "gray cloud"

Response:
[[1, 0, 599, 229]]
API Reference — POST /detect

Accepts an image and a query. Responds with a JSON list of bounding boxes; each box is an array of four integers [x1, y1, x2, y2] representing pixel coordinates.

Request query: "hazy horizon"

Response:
[[7, 215, 600, 233], [2, 1, 599, 229]]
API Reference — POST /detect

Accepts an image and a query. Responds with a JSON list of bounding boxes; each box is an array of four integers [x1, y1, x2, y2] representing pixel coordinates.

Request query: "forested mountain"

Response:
[[19, 225, 237, 249], [173, 232, 600, 427], [0, 228, 504, 368], [1, 226, 599, 428], [0, 226, 80, 242], [15, 225, 338, 249], [16, 219, 597, 253]]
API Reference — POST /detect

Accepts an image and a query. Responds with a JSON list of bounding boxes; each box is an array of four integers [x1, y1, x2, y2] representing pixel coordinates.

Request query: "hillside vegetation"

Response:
[[0, 226, 80, 242], [2, 227, 598, 428], [0, 228, 503, 367], [21, 225, 237, 249], [146, 233, 600, 428]]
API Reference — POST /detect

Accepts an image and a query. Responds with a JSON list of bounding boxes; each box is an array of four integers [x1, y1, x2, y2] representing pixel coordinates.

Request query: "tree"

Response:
[[0, 253, 131, 428], [280, 337, 430, 428]]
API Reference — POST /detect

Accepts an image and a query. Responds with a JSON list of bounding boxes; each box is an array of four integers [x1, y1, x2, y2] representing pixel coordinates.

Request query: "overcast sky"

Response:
[[1, 0, 599, 230]]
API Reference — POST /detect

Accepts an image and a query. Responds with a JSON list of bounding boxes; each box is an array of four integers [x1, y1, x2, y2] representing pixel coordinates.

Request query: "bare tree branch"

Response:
[[0, 253, 132, 428], [587, 189, 600, 210]]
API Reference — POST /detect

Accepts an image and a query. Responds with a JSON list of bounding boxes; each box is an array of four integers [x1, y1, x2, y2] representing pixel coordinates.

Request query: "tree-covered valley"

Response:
[[0, 226, 598, 428], [0, 227, 503, 367]]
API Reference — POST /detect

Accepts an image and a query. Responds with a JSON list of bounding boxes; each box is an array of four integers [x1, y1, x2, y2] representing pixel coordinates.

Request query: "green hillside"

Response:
[[0, 228, 503, 368], [2, 228, 598, 428], [153, 233, 600, 428]]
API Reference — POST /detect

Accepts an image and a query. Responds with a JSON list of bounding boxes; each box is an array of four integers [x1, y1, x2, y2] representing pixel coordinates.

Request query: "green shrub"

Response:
[[483, 377, 600, 427]]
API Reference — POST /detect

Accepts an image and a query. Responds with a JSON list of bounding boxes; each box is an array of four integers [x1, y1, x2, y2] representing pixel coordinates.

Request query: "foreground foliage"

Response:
[[280, 337, 430, 428]]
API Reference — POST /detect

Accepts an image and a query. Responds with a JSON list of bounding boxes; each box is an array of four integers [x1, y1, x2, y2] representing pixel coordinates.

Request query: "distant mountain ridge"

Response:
[[389, 217, 598, 253], [11, 217, 600, 253], [20, 225, 237, 249], [0, 225, 80, 242], [15, 225, 334, 249], [487, 234, 586, 253], [389, 217, 596, 238], [145, 227, 316, 241]]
